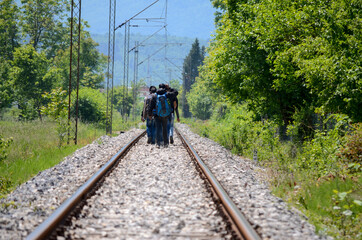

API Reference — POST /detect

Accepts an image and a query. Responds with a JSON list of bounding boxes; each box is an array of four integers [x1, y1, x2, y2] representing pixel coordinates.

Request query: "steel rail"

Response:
[[176, 128, 261, 240], [26, 131, 146, 240]]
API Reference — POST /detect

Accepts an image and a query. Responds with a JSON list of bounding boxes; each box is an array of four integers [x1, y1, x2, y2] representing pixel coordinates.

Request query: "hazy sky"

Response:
[[82, 0, 216, 39]]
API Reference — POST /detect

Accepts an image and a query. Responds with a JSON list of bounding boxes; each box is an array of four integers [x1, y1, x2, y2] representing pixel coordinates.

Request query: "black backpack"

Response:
[[144, 94, 154, 117]]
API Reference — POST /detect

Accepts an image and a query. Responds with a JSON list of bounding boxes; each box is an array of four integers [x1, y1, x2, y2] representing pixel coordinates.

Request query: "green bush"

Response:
[[207, 103, 281, 163], [198, 106, 353, 178], [329, 190, 362, 237], [293, 115, 350, 177], [72, 87, 107, 127], [339, 123, 362, 167], [187, 104, 361, 239], [0, 135, 13, 163], [292, 177, 362, 239], [0, 176, 12, 196], [41, 87, 69, 146]]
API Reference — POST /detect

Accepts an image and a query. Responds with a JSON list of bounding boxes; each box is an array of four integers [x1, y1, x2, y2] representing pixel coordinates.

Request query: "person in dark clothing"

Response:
[[148, 83, 176, 147], [165, 84, 180, 144], [141, 86, 157, 144]]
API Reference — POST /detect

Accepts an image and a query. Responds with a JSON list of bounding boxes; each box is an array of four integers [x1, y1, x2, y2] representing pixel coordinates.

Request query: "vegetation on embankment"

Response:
[[180, 1, 361, 238], [0, 119, 105, 197], [183, 105, 361, 239], [0, 113, 142, 198]]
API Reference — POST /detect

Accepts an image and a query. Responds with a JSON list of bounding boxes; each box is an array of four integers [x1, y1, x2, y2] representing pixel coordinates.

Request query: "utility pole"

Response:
[[106, 0, 116, 135], [133, 41, 139, 121], [164, 0, 168, 83], [67, 0, 81, 145], [122, 23, 128, 117]]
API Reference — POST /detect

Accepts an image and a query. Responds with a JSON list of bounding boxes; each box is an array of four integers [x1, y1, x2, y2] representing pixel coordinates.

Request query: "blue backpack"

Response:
[[156, 93, 171, 117]]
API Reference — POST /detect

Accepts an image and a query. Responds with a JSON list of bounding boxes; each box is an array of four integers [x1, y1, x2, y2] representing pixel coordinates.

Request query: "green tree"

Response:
[[252, 0, 362, 122], [54, 28, 107, 91], [10, 45, 52, 119], [188, 61, 223, 120], [0, 61, 14, 111], [205, 1, 288, 125], [72, 87, 107, 126], [79, 37, 107, 89], [0, 0, 20, 111], [112, 86, 133, 117], [187, 77, 213, 120], [205, 0, 362, 136], [182, 38, 204, 118], [0, 0, 20, 60], [210, 0, 227, 24], [169, 79, 181, 91], [21, 0, 69, 54]]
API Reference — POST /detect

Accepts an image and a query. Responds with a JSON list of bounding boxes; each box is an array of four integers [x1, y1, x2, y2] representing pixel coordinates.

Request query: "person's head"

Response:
[[165, 84, 171, 91], [169, 88, 178, 95], [149, 86, 156, 93], [159, 83, 166, 89]]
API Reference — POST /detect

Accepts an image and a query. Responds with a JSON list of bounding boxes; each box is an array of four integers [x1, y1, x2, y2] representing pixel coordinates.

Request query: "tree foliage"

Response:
[[182, 38, 205, 117], [71, 87, 107, 126], [10, 45, 52, 119], [0, 0, 20, 61], [187, 63, 222, 120], [112, 86, 134, 117], [0, 61, 14, 110], [41, 87, 68, 121], [205, 0, 362, 128], [187, 79, 213, 120], [0, 0, 107, 124], [169, 79, 181, 92], [53, 27, 107, 91], [0, 0, 20, 110], [20, 0, 68, 54]]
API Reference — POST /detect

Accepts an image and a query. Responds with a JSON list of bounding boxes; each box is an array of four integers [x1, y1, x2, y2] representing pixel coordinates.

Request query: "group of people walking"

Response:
[[141, 83, 180, 147]]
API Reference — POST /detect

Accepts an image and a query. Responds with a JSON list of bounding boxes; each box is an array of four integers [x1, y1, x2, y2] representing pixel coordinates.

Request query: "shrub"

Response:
[[72, 87, 107, 127], [0, 176, 12, 196], [339, 123, 362, 165], [329, 190, 362, 237], [187, 105, 361, 239], [0, 135, 13, 163], [41, 87, 69, 146]]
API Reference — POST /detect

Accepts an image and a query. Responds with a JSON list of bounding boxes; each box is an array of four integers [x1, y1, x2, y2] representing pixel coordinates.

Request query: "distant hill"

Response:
[[92, 33, 209, 86]]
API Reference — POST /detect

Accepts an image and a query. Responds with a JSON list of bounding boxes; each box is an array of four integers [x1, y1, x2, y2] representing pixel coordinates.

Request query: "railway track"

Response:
[[26, 128, 260, 240]]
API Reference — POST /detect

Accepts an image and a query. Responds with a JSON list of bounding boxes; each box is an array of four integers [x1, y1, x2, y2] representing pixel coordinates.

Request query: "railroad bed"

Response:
[[62, 129, 231, 239], [0, 124, 328, 240]]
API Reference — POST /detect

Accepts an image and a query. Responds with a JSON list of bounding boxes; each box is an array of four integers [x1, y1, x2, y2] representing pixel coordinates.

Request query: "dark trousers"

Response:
[[155, 115, 169, 146], [167, 113, 174, 137], [146, 117, 156, 144]]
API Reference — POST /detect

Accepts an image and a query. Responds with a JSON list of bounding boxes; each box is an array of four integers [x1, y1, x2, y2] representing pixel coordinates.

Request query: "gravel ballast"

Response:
[[63, 132, 231, 239], [176, 124, 330, 240], [0, 125, 330, 239], [0, 129, 143, 239]]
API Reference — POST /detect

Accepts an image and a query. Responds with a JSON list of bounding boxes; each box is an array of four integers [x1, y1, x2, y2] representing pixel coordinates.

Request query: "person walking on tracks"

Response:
[[165, 84, 180, 144], [141, 86, 157, 144], [148, 84, 176, 147]]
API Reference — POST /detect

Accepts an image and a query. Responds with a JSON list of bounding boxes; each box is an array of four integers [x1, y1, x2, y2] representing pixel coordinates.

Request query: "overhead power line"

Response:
[[115, 0, 160, 31]]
